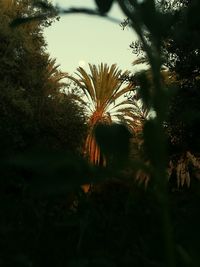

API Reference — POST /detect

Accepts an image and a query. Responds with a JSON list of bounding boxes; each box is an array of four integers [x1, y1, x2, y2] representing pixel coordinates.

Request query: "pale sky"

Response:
[[44, 0, 138, 75]]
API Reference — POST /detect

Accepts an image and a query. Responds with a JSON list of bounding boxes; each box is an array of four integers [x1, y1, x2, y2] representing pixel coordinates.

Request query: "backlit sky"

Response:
[[44, 0, 138, 74]]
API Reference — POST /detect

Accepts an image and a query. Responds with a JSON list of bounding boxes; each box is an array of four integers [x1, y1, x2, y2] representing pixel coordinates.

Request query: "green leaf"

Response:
[[136, 71, 152, 109], [143, 119, 167, 169], [95, 123, 132, 168]]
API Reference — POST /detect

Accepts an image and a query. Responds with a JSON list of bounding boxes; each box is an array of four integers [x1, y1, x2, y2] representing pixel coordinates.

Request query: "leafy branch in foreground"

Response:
[[122, 0, 200, 189], [117, 1, 176, 266]]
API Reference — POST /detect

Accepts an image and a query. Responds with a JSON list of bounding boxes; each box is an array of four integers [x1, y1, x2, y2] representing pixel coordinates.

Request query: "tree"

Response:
[[0, 0, 87, 157], [67, 63, 134, 165], [161, 1, 200, 147], [122, 0, 200, 187], [159, 0, 200, 187]]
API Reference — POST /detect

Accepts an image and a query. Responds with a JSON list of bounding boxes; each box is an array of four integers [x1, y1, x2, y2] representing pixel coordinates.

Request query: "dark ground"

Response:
[[1, 172, 200, 267]]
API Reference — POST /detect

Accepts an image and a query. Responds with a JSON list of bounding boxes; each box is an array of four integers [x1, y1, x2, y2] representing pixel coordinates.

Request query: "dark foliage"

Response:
[[1, 1, 200, 267], [95, 0, 114, 14], [163, 0, 200, 154], [0, 0, 87, 157]]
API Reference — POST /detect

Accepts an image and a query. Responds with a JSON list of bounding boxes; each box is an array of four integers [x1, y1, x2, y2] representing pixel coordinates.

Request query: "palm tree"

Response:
[[44, 57, 68, 97], [67, 63, 134, 165]]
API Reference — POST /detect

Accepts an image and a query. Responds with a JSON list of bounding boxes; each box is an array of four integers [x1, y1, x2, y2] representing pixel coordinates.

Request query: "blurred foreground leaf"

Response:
[[95, 123, 132, 168]]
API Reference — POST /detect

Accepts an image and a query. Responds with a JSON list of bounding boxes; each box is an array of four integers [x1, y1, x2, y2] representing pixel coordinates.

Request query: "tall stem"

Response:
[[117, 1, 176, 266]]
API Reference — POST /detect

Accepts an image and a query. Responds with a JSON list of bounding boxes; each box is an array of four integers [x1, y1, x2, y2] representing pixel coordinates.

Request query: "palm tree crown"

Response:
[[67, 63, 134, 165]]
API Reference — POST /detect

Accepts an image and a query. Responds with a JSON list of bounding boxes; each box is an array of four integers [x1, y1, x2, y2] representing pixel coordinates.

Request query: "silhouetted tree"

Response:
[[67, 63, 134, 165], [0, 0, 87, 157]]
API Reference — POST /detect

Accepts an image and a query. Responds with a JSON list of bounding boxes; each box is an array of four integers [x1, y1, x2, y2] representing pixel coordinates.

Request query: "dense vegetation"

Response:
[[1, 1, 200, 267]]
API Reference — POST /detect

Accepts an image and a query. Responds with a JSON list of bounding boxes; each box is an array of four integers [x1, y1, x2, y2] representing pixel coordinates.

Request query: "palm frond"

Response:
[[68, 63, 135, 166]]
